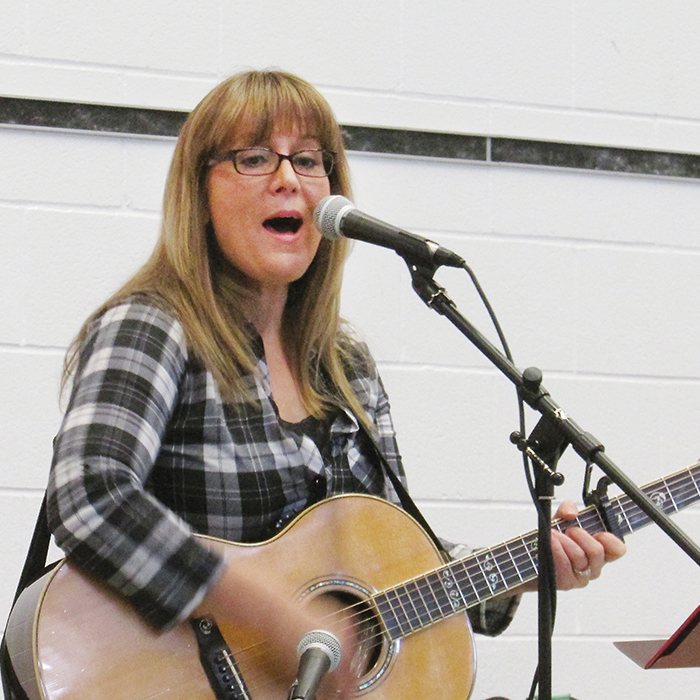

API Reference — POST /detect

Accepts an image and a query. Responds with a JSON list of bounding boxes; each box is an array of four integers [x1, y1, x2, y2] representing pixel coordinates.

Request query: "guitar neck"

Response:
[[373, 461, 700, 641]]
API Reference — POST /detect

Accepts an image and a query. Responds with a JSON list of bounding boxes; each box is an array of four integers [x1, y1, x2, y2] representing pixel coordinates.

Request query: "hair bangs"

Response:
[[211, 72, 339, 153]]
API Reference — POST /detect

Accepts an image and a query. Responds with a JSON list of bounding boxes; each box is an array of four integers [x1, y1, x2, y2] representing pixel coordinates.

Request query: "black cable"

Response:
[[457, 263, 558, 700]]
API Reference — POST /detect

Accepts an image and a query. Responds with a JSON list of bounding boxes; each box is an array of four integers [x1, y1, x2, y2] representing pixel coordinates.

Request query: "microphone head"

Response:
[[314, 195, 355, 241], [296, 629, 343, 671]]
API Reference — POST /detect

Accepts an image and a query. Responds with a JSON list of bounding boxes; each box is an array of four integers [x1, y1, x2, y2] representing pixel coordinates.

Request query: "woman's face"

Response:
[[207, 127, 331, 296]]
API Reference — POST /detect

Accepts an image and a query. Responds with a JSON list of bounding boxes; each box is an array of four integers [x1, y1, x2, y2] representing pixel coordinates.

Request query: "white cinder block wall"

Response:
[[3, 2, 700, 698]]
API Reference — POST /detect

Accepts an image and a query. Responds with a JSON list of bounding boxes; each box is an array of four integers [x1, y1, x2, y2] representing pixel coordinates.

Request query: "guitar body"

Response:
[[6, 495, 476, 700]]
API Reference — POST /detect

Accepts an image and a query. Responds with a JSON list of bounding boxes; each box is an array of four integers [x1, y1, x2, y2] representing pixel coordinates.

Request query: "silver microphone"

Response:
[[314, 195, 466, 269], [288, 629, 343, 700]]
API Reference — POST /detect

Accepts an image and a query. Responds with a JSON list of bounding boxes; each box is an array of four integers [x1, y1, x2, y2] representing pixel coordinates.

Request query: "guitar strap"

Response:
[[355, 418, 448, 559], [1, 493, 51, 700]]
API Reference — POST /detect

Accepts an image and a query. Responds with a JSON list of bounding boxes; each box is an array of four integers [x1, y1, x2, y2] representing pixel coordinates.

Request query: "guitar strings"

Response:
[[199, 461, 700, 695], [206, 602, 381, 694]]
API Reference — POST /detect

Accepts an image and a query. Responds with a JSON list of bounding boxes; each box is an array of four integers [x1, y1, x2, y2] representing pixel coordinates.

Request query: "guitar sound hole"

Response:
[[321, 590, 391, 687]]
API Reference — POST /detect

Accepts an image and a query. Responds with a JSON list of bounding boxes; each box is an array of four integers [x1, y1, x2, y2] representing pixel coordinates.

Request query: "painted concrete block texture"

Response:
[[3, 2, 700, 698]]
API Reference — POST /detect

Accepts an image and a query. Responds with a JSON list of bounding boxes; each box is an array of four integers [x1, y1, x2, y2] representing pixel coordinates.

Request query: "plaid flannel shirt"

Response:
[[47, 297, 518, 634]]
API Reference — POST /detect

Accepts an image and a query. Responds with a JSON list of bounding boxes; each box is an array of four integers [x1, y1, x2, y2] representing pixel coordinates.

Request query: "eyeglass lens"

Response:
[[234, 149, 332, 177]]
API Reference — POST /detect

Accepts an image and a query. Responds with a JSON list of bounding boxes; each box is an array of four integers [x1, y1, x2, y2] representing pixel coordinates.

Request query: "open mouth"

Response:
[[263, 216, 303, 234]]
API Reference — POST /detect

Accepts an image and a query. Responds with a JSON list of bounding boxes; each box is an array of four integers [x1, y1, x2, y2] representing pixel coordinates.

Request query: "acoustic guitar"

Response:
[[5, 462, 699, 700]]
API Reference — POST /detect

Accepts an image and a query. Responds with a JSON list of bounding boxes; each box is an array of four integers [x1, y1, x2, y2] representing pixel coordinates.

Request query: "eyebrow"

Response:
[[233, 139, 323, 151]]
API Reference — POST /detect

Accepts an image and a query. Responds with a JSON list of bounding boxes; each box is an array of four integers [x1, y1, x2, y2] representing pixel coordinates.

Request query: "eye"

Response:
[[292, 151, 323, 172], [236, 149, 274, 171]]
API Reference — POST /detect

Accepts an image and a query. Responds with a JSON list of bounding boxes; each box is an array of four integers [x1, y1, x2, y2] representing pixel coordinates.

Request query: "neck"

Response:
[[242, 283, 309, 421], [243, 284, 289, 343]]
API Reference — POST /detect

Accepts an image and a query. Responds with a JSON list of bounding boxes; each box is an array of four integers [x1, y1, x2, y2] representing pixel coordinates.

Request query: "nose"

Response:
[[270, 156, 300, 192]]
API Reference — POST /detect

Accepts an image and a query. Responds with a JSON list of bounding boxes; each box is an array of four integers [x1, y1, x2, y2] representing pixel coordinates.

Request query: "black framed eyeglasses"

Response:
[[208, 147, 336, 178]]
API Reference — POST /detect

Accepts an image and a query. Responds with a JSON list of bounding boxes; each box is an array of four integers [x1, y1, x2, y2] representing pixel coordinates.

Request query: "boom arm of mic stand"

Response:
[[408, 262, 700, 567]]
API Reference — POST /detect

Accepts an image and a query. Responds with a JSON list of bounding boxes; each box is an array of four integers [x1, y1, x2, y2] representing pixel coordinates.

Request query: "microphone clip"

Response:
[[407, 261, 457, 314]]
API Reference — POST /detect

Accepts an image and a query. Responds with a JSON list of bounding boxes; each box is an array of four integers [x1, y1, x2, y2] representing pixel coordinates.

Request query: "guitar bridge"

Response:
[[190, 617, 251, 700]]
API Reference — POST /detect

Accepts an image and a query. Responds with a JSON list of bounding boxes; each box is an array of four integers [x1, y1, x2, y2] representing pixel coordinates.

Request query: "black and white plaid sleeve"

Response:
[[47, 299, 225, 630]]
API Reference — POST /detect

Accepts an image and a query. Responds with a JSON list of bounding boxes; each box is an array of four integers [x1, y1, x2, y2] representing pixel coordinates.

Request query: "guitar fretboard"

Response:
[[373, 462, 700, 641]]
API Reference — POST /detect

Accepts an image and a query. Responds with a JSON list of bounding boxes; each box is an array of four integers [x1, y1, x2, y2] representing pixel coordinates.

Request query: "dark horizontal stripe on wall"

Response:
[[492, 137, 700, 179], [2, 95, 700, 180], [0, 96, 187, 137], [342, 124, 486, 162], [0, 96, 487, 159]]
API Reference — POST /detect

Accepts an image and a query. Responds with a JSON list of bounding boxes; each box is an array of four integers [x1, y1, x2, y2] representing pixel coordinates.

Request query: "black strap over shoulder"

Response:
[[355, 419, 448, 558], [2, 493, 51, 700]]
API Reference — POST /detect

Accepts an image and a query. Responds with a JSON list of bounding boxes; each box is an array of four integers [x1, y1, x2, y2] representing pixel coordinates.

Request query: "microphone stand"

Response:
[[404, 259, 700, 700]]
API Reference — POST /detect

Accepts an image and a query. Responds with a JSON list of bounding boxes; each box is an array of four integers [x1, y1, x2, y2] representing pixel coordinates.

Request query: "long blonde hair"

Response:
[[64, 70, 368, 421]]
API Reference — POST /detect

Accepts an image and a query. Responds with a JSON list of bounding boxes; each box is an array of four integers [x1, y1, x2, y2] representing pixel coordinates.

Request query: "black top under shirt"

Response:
[[278, 412, 336, 507]]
